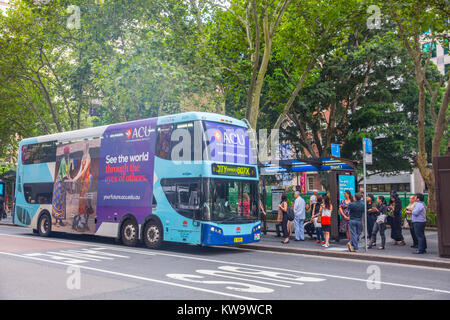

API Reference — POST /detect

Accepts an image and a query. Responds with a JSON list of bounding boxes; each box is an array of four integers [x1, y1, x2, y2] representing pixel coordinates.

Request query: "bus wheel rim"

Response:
[[146, 225, 159, 243], [124, 224, 136, 241]]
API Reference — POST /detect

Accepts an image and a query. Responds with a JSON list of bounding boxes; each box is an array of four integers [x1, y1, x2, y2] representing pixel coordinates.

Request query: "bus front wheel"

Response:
[[38, 213, 51, 237], [143, 221, 163, 249], [121, 219, 138, 247]]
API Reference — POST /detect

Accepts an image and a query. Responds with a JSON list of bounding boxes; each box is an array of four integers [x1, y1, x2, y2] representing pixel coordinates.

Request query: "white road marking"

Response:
[[166, 273, 274, 293], [1, 232, 450, 295], [194, 269, 292, 288], [0, 251, 257, 300]]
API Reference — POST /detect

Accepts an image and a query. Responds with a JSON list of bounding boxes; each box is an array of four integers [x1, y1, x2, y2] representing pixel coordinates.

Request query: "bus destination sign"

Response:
[[212, 164, 256, 178]]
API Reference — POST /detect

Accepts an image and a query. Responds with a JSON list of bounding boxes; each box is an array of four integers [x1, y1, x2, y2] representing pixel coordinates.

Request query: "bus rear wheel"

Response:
[[121, 219, 138, 247], [143, 221, 163, 249], [38, 213, 51, 237]]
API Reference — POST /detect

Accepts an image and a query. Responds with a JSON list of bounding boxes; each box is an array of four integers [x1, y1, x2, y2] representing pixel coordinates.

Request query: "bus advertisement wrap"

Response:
[[97, 118, 157, 227]]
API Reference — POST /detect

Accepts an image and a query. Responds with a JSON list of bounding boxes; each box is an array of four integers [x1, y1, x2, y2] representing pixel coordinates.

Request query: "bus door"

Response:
[[161, 178, 202, 244]]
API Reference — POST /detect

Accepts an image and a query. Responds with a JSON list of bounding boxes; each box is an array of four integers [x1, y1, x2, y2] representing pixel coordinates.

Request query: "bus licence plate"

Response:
[[234, 237, 243, 243]]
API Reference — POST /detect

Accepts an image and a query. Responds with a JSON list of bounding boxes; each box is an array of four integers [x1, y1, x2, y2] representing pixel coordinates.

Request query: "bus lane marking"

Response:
[[0, 251, 258, 300], [23, 247, 131, 264], [2, 232, 450, 295], [166, 265, 326, 295]]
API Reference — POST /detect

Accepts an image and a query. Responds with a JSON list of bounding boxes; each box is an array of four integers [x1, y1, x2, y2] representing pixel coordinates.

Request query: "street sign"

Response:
[[362, 137, 374, 252], [363, 138, 372, 153], [331, 144, 341, 157], [363, 138, 372, 165]]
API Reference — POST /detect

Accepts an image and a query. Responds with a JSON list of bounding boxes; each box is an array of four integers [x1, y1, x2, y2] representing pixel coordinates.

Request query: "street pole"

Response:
[[363, 140, 368, 253]]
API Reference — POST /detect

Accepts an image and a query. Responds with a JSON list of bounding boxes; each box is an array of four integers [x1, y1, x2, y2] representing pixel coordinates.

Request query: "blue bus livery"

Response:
[[14, 112, 261, 248]]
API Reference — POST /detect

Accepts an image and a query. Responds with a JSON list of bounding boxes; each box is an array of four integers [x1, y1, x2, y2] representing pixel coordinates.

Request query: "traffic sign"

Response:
[[331, 144, 341, 157]]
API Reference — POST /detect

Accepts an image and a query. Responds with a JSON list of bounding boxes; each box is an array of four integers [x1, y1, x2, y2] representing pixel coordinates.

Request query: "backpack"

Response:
[[287, 206, 294, 221]]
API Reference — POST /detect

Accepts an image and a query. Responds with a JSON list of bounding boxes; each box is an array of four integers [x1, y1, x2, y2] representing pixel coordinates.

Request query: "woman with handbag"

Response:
[[311, 195, 324, 244], [276, 193, 289, 244], [319, 195, 332, 248], [368, 195, 388, 250]]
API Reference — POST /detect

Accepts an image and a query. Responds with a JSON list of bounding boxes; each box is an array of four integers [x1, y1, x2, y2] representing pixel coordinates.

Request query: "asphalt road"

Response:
[[0, 225, 449, 300]]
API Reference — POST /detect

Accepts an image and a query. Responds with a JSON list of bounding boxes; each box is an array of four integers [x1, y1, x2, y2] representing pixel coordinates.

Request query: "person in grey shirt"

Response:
[[294, 191, 306, 241], [412, 193, 427, 254]]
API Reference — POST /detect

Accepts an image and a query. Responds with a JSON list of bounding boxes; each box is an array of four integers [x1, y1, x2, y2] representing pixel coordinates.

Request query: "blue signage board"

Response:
[[338, 175, 355, 202], [363, 138, 372, 154], [331, 144, 340, 157]]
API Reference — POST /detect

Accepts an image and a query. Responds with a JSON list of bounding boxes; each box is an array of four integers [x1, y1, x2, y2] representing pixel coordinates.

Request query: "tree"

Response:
[[386, 0, 450, 213], [279, 25, 425, 171]]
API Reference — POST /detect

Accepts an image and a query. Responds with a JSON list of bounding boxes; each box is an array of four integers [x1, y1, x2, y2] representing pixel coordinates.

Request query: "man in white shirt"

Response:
[[294, 191, 306, 241]]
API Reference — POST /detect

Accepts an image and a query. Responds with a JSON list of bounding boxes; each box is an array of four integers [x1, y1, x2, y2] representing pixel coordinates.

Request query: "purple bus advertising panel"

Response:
[[96, 118, 157, 229], [204, 121, 253, 165]]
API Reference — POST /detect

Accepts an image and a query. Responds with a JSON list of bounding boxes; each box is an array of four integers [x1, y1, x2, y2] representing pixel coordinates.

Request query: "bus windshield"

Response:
[[204, 178, 258, 223]]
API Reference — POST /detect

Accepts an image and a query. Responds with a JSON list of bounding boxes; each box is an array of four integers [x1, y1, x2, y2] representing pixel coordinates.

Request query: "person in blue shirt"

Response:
[[412, 193, 427, 254], [293, 191, 306, 241]]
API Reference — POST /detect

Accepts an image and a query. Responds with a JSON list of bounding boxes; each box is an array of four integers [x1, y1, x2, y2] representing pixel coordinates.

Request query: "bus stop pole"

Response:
[[363, 141, 368, 253]]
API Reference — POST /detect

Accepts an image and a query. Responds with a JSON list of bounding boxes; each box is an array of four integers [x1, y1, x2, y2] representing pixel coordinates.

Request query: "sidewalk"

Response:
[[0, 212, 14, 226], [240, 222, 450, 269]]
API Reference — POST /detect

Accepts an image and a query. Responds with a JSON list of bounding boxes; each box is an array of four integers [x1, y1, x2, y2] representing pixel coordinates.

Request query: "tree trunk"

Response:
[[246, 10, 271, 129]]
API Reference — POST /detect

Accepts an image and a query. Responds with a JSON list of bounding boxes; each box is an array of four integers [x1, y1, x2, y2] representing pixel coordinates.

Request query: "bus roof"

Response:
[[20, 112, 249, 145]]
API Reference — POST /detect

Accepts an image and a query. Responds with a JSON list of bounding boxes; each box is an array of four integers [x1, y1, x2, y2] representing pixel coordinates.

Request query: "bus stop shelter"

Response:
[[259, 157, 358, 242]]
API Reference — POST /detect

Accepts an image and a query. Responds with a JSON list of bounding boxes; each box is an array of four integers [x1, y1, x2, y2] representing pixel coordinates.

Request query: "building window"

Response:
[[422, 42, 437, 58], [308, 177, 314, 191]]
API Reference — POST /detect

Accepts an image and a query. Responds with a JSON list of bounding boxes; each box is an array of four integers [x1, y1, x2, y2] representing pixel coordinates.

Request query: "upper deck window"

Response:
[[21, 141, 57, 165], [156, 121, 205, 161]]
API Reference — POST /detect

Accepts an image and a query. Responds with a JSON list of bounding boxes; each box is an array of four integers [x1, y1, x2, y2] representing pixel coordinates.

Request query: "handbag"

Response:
[[376, 214, 387, 224]]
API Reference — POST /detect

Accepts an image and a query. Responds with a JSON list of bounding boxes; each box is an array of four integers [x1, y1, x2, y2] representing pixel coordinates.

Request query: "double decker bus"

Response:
[[14, 112, 261, 249]]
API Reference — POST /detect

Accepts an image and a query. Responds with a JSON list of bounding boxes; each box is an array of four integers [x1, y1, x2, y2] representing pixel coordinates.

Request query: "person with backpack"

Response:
[[287, 203, 294, 239], [319, 195, 332, 248]]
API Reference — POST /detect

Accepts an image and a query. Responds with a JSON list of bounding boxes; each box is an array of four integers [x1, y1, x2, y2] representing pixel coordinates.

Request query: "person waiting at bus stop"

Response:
[[412, 193, 427, 254], [368, 195, 388, 250], [293, 191, 306, 241], [347, 193, 364, 252], [258, 194, 267, 235], [405, 195, 418, 249], [0, 195, 6, 220], [275, 193, 289, 244], [388, 191, 405, 246]]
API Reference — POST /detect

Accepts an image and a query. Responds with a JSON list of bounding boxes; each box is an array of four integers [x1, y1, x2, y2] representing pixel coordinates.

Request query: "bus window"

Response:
[[206, 179, 258, 223], [156, 121, 204, 161], [21, 141, 56, 165], [23, 183, 53, 204], [161, 178, 201, 219]]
